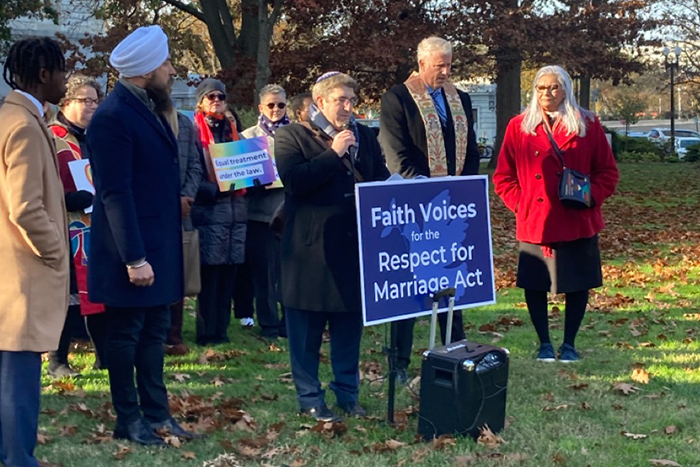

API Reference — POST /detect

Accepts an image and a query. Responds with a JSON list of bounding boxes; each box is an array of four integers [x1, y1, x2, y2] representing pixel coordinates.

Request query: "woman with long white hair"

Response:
[[493, 65, 619, 363]]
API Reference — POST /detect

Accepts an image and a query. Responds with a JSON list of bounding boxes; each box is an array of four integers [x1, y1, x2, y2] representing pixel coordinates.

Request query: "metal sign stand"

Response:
[[429, 288, 457, 349], [387, 287, 456, 426]]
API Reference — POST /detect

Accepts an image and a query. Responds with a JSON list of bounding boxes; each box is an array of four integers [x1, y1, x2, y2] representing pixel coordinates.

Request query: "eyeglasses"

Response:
[[536, 84, 561, 94], [206, 93, 226, 102], [72, 97, 100, 106], [329, 96, 358, 107], [265, 102, 286, 110]]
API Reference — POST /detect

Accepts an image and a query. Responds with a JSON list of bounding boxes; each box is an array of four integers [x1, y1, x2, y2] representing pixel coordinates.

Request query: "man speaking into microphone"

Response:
[[275, 72, 389, 422]]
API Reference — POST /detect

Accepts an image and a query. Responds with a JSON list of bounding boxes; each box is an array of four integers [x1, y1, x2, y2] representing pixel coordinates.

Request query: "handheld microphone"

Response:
[[343, 121, 357, 160]]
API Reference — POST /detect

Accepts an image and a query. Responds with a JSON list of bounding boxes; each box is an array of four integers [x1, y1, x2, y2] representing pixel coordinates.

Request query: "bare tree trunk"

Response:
[[254, 0, 283, 104], [579, 75, 591, 109], [488, 47, 521, 169], [239, 0, 259, 57], [198, 0, 237, 68]]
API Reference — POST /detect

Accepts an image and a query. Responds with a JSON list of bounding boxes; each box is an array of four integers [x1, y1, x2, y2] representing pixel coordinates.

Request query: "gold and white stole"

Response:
[[404, 73, 469, 176]]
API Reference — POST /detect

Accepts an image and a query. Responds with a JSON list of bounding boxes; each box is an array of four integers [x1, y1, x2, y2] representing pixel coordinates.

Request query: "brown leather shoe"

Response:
[[165, 344, 189, 356]]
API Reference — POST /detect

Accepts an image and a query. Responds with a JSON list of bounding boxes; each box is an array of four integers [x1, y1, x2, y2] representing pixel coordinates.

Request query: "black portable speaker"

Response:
[[417, 339, 509, 439]]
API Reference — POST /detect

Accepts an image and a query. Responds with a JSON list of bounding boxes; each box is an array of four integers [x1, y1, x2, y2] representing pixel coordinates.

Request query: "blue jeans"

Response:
[[0, 351, 42, 467], [285, 308, 363, 409]]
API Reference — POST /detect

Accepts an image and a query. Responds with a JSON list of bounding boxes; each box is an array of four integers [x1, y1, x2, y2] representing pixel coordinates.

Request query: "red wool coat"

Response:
[[493, 113, 619, 244]]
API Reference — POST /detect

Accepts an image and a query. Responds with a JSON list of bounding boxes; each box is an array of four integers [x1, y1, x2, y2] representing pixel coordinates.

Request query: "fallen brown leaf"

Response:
[[631, 368, 651, 385], [622, 431, 648, 440], [454, 455, 476, 466], [164, 435, 182, 448], [542, 404, 570, 412], [569, 383, 589, 391], [181, 451, 196, 460], [649, 460, 681, 467], [477, 425, 505, 450], [431, 434, 456, 449], [172, 373, 191, 383], [613, 382, 641, 395], [664, 425, 678, 435], [59, 425, 77, 437], [112, 444, 132, 460]]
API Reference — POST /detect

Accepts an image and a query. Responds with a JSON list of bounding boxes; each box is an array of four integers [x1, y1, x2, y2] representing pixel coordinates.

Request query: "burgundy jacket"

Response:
[[493, 113, 619, 244]]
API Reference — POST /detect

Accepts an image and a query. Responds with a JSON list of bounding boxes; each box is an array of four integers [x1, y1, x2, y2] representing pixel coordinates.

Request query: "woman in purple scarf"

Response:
[[234, 85, 290, 338]]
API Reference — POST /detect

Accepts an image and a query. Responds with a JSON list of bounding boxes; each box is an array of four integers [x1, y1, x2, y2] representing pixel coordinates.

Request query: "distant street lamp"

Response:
[[663, 45, 681, 152]]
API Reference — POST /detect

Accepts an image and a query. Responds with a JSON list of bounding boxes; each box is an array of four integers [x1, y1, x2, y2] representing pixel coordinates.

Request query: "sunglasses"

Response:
[[265, 102, 286, 110], [206, 93, 226, 102]]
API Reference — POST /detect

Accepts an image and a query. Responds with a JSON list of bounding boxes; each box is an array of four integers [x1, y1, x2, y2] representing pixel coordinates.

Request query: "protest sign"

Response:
[[68, 159, 95, 214], [355, 176, 496, 326], [209, 136, 277, 191]]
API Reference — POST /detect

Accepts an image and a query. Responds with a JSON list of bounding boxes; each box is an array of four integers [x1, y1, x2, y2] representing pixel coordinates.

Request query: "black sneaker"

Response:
[[149, 417, 204, 440], [338, 402, 367, 418], [113, 419, 165, 446], [300, 405, 341, 422], [47, 363, 81, 378]]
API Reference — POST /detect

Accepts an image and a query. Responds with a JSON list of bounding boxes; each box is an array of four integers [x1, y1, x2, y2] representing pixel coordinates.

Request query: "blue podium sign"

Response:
[[355, 176, 496, 326]]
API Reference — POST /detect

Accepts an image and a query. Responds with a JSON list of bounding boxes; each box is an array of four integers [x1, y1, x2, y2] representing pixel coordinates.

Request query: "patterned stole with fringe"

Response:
[[404, 73, 470, 176]]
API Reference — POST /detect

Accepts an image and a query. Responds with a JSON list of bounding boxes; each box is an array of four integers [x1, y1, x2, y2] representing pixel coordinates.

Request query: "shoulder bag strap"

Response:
[[542, 119, 566, 169]]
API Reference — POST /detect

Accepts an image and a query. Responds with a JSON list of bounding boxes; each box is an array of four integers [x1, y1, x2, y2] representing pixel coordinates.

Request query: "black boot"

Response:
[[113, 418, 166, 446]]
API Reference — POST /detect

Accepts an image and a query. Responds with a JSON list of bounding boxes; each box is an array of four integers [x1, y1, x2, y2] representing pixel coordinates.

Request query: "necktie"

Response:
[[430, 89, 447, 127]]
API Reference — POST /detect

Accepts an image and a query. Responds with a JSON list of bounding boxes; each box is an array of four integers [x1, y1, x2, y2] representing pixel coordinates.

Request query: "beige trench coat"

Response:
[[0, 91, 69, 352]]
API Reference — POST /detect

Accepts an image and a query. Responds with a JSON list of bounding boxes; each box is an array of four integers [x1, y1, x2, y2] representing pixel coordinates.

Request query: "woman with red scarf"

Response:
[[191, 79, 248, 345]]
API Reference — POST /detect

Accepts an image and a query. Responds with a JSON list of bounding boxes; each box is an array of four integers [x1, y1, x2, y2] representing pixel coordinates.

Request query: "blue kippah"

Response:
[[316, 71, 341, 83]]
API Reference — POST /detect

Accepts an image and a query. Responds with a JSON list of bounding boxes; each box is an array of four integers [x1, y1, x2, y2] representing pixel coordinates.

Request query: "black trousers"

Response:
[[86, 312, 110, 368], [0, 351, 42, 467], [166, 300, 185, 346], [48, 304, 82, 368], [395, 311, 466, 369], [50, 305, 108, 369], [233, 221, 283, 337], [197, 264, 236, 345], [104, 305, 171, 426]]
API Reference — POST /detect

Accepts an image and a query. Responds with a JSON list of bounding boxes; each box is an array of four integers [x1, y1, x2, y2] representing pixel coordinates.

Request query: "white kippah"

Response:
[[109, 25, 169, 78]]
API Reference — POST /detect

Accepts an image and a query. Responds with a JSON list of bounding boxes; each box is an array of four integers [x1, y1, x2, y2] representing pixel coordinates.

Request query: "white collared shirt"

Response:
[[15, 90, 45, 118]]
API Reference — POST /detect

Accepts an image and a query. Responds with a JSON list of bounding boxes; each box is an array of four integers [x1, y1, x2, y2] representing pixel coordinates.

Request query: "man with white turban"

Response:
[[87, 25, 199, 446]]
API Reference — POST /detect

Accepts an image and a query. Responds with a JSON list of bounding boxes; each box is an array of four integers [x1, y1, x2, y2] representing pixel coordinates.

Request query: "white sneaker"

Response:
[[240, 317, 255, 328]]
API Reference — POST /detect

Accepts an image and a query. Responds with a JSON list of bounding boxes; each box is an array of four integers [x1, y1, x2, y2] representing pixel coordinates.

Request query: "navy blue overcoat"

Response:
[[87, 82, 183, 307]]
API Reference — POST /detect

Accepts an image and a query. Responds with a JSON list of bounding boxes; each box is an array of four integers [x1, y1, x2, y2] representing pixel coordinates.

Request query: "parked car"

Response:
[[674, 137, 700, 159], [357, 118, 380, 136], [648, 128, 700, 143], [615, 129, 648, 139]]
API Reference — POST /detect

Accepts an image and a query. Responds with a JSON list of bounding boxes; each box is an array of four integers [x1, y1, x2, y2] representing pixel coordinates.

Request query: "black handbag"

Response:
[[544, 125, 592, 209]]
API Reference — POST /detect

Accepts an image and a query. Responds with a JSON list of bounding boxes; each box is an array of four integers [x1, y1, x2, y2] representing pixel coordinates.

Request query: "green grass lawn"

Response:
[[36, 163, 700, 467]]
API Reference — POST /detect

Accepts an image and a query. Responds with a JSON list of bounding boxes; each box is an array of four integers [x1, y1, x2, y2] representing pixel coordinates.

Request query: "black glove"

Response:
[[65, 190, 94, 212]]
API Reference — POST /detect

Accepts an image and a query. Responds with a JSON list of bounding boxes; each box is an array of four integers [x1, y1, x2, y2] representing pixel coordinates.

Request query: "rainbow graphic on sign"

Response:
[[209, 136, 277, 191]]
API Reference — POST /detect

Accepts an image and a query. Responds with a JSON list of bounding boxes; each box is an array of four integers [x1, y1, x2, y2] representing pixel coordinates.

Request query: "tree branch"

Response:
[[162, 0, 205, 22], [269, 0, 283, 26]]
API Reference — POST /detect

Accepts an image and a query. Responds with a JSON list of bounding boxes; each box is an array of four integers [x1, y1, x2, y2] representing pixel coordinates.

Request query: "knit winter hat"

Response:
[[195, 79, 226, 104]]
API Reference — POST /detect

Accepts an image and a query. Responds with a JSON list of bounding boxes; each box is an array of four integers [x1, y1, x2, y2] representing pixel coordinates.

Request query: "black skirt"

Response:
[[516, 235, 602, 294]]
